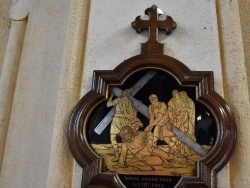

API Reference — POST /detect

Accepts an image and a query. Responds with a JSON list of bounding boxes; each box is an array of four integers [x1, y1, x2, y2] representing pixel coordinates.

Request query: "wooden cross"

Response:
[[131, 5, 176, 54]]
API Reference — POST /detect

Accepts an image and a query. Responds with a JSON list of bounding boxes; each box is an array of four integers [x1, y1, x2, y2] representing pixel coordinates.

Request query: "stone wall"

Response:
[[0, 0, 11, 72], [0, 0, 249, 187], [238, 0, 250, 91]]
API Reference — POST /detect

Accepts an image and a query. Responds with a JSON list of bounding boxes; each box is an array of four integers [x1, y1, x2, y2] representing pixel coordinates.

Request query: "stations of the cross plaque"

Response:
[[68, 4, 237, 188]]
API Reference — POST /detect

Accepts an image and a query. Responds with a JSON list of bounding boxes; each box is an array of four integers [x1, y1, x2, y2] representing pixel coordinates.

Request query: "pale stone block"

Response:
[[0, 0, 71, 187], [0, 20, 27, 174], [0, 0, 11, 73], [216, 0, 250, 187], [82, 0, 223, 96], [0, 0, 248, 187], [46, 0, 91, 187]]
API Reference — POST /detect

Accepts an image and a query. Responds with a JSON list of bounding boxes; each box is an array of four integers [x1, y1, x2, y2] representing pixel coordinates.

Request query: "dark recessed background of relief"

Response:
[[86, 69, 217, 146]]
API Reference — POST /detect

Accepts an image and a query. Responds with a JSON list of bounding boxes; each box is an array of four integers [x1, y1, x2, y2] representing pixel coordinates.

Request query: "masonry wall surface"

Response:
[[0, 0, 249, 188]]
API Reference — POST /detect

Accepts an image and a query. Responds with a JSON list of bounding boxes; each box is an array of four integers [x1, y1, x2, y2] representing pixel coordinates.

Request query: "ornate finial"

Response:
[[131, 5, 176, 54]]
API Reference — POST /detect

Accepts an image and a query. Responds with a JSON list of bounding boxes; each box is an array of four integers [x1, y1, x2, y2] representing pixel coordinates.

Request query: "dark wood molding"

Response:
[[68, 54, 236, 187]]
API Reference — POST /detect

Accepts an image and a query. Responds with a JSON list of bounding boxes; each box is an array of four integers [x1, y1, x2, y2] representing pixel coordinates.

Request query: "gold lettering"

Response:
[[151, 183, 164, 188], [141, 182, 151, 187], [125, 176, 140, 181], [159, 178, 172, 182]]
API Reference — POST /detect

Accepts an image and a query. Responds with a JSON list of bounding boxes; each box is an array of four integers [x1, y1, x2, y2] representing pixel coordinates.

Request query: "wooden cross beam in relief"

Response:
[[131, 5, 176, 54]]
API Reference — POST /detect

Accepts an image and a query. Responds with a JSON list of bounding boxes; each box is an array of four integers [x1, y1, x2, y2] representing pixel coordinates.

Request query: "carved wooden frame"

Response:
[[67, 5, 236, 188]]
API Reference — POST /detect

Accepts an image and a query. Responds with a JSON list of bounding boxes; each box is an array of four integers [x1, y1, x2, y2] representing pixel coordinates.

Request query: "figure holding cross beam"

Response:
[[107, 88, 142, 162], [145, 94, 179, 154]]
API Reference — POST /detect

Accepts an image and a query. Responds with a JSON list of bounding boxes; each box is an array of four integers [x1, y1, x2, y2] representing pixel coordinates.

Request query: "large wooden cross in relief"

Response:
[[131, 5, 176, 54]]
